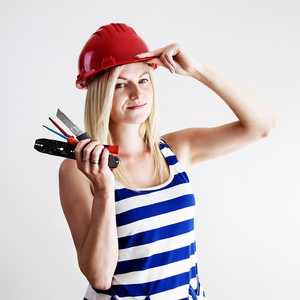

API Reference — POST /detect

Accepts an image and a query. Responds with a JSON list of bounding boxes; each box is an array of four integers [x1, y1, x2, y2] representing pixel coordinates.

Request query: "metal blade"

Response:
[[56, 109, 84, 137]]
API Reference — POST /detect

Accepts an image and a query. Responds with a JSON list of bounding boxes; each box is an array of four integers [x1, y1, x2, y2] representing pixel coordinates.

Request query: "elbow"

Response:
[[257, 126, 273, 138], [251, 118, 278, 138], [79, 264, 113, 291], [243, 112, 279, 138], [78, 251, 118, 291], [82, 270, 113, 290], [261, 128, 271, 138], [91, 277, 112, 290], [262, 113, 279, 137], [94, 257, 118, 290], [261, 117, 279, 138]]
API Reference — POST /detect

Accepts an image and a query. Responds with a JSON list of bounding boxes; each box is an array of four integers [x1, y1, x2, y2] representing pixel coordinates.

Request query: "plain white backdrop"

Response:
[[1, 0, 298, 299]]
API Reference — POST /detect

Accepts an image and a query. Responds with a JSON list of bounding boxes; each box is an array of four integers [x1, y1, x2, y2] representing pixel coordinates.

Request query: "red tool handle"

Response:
[[67, 137, 119, 155]]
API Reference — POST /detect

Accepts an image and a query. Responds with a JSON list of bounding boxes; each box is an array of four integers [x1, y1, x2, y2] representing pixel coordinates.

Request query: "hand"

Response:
[[74, 138, 115, 195], [135, 43, 198, 77]]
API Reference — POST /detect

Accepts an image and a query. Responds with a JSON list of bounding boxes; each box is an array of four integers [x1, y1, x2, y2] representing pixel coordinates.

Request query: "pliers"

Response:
[[34, 110, 120, 169]]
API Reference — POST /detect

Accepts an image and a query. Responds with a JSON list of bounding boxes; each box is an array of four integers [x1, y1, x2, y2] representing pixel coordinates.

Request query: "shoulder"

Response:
[[59, 158, 76, 171], [59, 159, 94, 195], [160, 130, 191, 171], [59, 158, 78, 179]]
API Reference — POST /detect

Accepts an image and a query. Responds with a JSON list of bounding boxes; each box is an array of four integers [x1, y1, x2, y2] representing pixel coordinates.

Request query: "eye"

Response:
[[115, 78, 149, 89], [115, 83, 125, 89], [139, 78, 149, 84]]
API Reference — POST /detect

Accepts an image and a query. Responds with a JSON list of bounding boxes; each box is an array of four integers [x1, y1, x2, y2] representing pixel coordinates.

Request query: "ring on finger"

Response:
[[90, 144, 103, 164]]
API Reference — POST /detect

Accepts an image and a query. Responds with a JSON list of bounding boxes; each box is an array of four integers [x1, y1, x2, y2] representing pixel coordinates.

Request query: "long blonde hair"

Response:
[[83, 63, 168, 188]]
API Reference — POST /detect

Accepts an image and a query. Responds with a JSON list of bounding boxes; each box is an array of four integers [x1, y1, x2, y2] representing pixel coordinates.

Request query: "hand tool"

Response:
[[33, 109, 120, 169]]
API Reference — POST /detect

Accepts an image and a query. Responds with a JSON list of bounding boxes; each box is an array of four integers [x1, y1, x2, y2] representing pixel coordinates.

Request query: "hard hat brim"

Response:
[[76, 55, 158, 89]]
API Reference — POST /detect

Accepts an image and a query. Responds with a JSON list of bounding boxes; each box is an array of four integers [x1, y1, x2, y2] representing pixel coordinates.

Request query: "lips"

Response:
[[127, 103, 146, 109]]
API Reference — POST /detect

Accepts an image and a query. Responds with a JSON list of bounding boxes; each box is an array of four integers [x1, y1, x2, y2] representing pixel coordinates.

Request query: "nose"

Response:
[[129, 82, 142, 100]]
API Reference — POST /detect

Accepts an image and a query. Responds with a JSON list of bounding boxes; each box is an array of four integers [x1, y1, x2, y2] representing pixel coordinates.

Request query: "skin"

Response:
[[109, 62, 154, 160], [58, 43, 278, 288], [58, 63, 162, 288], [73, 42, 278, 192], [136, 43, 278, 169], [73, 62, 156, 194]]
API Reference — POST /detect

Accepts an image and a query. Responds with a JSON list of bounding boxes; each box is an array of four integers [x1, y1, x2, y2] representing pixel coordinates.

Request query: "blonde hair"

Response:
[[83, 63, 168, 189]]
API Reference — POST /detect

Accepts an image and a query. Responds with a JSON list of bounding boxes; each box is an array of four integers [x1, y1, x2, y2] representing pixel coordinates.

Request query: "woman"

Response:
[[59, 23, 277, 299]]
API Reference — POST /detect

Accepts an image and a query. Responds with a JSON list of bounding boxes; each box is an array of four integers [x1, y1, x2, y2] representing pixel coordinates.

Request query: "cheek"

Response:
[[110, 97, 119, 116], [110, 95, 127, 119], [110, 103, 121, 119], [111, 93, 124, 109]]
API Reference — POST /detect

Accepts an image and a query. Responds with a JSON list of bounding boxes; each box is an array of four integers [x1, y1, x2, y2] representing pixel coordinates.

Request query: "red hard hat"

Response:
[[76, 23, 158, 89]]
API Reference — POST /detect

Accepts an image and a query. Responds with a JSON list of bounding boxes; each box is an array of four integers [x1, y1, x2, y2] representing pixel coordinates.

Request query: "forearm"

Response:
[[78, 192, 118, 289], [190, 64, 278, 135]]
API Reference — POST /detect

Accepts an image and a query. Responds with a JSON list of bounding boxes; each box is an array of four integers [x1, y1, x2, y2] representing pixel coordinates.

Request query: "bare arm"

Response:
[[162, 64, 278, 168], [59, 149, 118, 289], [138, 44, 278, 168]]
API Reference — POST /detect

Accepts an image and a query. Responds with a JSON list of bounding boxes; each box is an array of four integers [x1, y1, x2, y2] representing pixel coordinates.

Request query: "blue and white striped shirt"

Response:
[[84, 138, 206, 300]]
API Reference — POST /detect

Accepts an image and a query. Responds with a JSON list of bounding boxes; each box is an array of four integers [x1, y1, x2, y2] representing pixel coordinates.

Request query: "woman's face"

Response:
[[110, 62, 153, 126]]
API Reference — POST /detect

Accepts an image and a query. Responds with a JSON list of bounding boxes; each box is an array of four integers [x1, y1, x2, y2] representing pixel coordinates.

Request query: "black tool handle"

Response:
[[34, 138, 120, 169]]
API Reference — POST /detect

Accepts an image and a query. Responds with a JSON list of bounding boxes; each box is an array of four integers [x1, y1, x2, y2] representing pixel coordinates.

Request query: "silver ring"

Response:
[[90, 160, 98, 164]]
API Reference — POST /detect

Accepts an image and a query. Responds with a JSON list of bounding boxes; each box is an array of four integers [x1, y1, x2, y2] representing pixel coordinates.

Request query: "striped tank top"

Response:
[[84, 138, 207, 300]]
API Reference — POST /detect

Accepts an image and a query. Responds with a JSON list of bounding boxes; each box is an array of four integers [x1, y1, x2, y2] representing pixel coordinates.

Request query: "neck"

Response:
[[109, 122, 149, 160]]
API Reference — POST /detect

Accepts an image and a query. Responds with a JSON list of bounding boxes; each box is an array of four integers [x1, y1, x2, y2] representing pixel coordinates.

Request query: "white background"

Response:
[[1, 0, 299, 299]]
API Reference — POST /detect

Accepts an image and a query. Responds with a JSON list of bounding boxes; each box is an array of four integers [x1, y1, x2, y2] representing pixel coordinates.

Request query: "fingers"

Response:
[[81, 140, 101, 164], [99, 147, 109, 170], [137, 43, 180, 74], [150, 52, 176, 74], [161, 55, 175, 73], [144, 57, 165, 67], [74, 138, 100, 171], [74, 138, 91, 163], [90, 144, 104, 173], [165, 52, 177, 71], [145, 56, 174, 73], [73, 138, 114, 193]]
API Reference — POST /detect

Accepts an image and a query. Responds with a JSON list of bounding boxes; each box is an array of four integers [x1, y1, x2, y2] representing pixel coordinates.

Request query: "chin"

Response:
[[128, 116, 149, 124], [128, 112, 151, 123]]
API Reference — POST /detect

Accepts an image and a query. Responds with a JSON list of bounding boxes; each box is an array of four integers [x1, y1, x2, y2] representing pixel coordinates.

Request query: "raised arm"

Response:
[[137, 44, 278, 168], [162, 64, 278, 167]]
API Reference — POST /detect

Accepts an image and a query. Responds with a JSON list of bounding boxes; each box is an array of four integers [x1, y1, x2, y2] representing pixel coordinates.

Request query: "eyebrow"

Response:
[[117, 71, 149, 80]]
